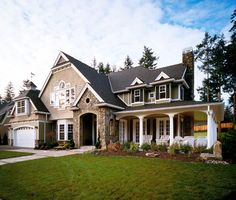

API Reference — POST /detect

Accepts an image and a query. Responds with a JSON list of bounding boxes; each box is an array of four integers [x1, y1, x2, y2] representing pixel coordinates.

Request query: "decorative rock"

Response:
[[145, 152, 160, 158], [205, 160, 229, 165], [213, 141, 222, 160], [200, 153, 222, 161]]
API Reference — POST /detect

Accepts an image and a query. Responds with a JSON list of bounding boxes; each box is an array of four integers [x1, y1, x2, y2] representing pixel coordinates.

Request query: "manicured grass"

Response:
[[194, 132, 207, 137], [0, 154, 236, 200], [0, 150, 33, 159]]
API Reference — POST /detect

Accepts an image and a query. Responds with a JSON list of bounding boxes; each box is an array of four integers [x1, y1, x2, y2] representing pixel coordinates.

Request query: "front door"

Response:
[[156, 118, 170, 139]]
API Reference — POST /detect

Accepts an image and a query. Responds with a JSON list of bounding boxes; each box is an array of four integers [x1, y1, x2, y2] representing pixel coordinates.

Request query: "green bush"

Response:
[[151, 142, 158, 151], [150, 142, 168, 152], [169, 143, 180, 155], [129, 142, 139, 152], [193, 145, 207, 153], [220, 129, 236, 163], [141, 143, 151, 151], [122, 142, 131, 151], [180, 144, 192, 154], [69, 139, 75, 149]]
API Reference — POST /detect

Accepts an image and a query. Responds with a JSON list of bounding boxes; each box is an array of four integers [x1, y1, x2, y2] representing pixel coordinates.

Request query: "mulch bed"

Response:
[[96, 150, 201, 163]]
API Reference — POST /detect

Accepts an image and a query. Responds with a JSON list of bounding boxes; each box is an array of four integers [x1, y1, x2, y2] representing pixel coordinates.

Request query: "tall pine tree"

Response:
[[121, 55, 133, 70], [4, 82, 15, 103], [139, 46, 158, 69]]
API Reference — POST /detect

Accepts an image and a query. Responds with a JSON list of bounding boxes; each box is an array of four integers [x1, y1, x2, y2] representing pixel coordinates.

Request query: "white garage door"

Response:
[[14, 127, 36, 148]]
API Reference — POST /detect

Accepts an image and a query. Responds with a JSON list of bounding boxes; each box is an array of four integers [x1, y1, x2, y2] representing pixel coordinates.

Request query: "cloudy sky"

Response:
[[0, 0, 234, 101]]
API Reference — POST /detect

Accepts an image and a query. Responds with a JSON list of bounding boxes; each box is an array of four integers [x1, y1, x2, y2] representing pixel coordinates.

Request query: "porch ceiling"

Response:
[[116, 101, 224, 122]]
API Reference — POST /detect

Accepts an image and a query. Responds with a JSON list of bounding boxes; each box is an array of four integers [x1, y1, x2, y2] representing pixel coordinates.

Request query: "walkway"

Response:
[[0, 146, 95, 166]]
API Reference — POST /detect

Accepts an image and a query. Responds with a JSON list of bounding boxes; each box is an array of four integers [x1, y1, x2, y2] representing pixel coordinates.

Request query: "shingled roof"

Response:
[[108, 64, 186, 92], [61, 52, 125, 108], [14, 90, 49, 113]]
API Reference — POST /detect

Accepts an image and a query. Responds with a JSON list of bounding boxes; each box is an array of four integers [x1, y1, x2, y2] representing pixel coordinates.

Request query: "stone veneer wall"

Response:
[[73, 89, 118, 149]]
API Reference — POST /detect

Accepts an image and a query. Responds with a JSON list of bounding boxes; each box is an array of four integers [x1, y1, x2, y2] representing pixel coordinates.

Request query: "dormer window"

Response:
[[159, 85, 166, 99], [134, 89, 140, 102], [17, 100, 25, 114], [59, 81, 65, 89]]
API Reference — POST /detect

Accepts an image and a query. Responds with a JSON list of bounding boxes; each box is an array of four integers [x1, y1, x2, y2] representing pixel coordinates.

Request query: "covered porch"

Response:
[[116, 102, 224, 149]]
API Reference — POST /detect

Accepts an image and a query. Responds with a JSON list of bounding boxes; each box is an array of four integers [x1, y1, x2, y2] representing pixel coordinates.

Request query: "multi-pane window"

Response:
[[134, 89, 140, 102], [159, 85, 166, 99], [159, 120, 164, 135], [135, 122, 139, 143], [68, 124, 73, 140], [166, 120, 170, 135], [59, 124, 64, 140], [17, 100, 25, 114]]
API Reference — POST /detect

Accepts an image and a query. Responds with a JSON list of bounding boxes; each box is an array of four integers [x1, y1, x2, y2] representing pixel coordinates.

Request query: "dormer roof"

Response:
[[108, 64, 186, 93]]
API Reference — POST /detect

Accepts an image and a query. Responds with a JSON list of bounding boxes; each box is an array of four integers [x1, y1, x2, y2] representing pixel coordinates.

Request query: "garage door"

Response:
[[14, 127, 36, 148]]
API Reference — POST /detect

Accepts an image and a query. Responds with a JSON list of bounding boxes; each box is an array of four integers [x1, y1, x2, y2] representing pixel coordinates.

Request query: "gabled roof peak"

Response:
[[155, 71, 170, 81]]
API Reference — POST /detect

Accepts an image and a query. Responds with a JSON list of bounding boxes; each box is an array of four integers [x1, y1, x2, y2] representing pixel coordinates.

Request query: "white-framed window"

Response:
[[134, 89, 140, 102], [148, 92, 155, 102], [50, 81, 76, 109], [59, 124, 65, 140], [159, 85, 166, 99], [68, 124, 73, 140], [17, 100, 25, 114]]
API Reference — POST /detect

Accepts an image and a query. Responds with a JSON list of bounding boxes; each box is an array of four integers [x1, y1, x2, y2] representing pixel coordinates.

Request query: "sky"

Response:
[[0, 0, 235, 102]]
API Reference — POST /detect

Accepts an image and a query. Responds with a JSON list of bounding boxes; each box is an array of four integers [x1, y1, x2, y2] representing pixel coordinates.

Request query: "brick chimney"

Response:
[[182, 47, 194, 100]]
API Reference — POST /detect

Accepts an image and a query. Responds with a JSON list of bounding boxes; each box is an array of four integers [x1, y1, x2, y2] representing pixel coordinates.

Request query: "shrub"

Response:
[[129, 142, 139, 152], [141, 143, 151, 151], [69, 139, 75, 149], [180, 144, 192, 154], [194, 145, 207, 153], [107, 142, 122, 152], [63, 143, 70, 149], [95, 133, 102, 149], [158, 144, 168, 152], [151, 142, 158, 151], [220, 129, 236, 163], [122, 142, 131, 151], [169, 143, 180, 155]]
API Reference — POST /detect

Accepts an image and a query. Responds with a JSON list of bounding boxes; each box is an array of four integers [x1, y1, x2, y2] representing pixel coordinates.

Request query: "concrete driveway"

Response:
[[0, 146, 95, 165]]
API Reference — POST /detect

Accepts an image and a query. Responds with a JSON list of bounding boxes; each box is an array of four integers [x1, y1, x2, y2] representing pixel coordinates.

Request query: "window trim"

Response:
[[159, 85, 166, 99], [148, 92, 155, 99], [16, 100, 26, 115], [134, 89, 141, 102]]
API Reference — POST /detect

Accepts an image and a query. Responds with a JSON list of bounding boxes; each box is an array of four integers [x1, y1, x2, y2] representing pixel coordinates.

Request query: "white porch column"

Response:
[[139, 116, 144, 146], [207, 110, 215, 148], [168, 113, 175, 145], [177, 114, 181, 136]]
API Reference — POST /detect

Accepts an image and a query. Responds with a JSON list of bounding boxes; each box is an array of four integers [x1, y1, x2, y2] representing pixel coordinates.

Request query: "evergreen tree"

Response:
[[139, 46, 158, 69], [104, 63, 111, 74], [91, 57, 97, 69], [98, 62, 105, 74], [225, 9, 236, 124], [121, 55, 133, 70], [194, 32, 218, 102], [4, 82, 15, 103], [224, 105, 233, 122]]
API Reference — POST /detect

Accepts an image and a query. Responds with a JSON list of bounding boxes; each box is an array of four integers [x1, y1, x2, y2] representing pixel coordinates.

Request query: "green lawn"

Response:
[[194, 132, 207, 137], [0, 154, 236, 200], [0, 150, 33, 159]]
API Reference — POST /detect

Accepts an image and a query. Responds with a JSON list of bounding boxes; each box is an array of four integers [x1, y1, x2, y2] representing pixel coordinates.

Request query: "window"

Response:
[[166, 120, 170, 135], [59, 124, 64, 140], [159, 85, 166, 99], [17, 100, 25, 114], [68, 124, 73, 140], [149, 92, 155, 99], [134, 89, 140, 102]]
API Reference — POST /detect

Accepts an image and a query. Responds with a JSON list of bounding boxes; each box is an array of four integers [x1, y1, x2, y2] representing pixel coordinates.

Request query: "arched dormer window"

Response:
[[59, 80, 65, 89]]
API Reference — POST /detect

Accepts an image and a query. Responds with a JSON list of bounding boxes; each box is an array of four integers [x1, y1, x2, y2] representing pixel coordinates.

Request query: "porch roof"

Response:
[[115, 101, 224, 121]]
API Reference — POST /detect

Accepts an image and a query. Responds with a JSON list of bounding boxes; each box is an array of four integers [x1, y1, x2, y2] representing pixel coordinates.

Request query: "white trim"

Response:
[[155, 71, 170, 81], [53, 51, 69, 67], [73, 83, 104, 106], [13, 125, 35, 131], [70, 63, 90, 84], [126, 84, 147, 90], [34, 111, 50, 115], [95, 103, 124, 110], [150, 78, 175, 85], [115, 102, 224, 115], [29, 99, 37, 111], [130, 77, 144, 86], [39, 71, 52, 97]]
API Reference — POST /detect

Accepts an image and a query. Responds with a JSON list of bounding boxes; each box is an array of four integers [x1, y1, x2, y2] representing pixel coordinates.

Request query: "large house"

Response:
[[2, 49, 224, 149]]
